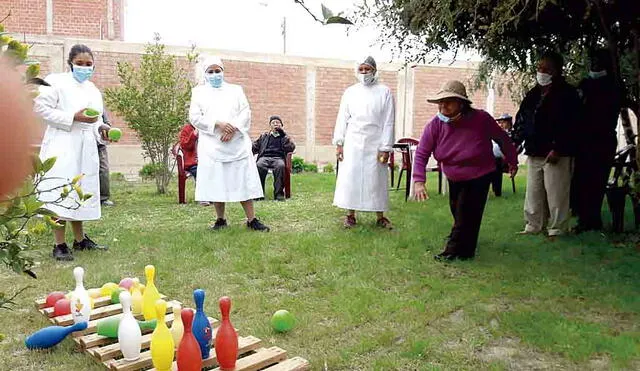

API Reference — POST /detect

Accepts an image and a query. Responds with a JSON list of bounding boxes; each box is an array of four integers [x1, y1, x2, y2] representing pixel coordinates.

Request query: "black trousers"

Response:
[[98, 144, 110, 202], [256, 156, 286, 198], [443, 173, 491, 258], [490, 158, 504, 197], [573, 138, 617, 230]]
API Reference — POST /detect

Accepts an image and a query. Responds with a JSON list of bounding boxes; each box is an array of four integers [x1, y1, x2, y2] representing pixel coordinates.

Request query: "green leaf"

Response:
[[23, 198, 43, 214], [41, 157, 57, 173], [325, 16, 353, 25], [35, 207, 56, 217], [32, 155, 44, 173], [321, 4, 334, 20]]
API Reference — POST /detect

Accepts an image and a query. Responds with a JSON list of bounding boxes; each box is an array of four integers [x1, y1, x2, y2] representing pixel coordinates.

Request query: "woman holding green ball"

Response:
[[33, 44, 110, 261]]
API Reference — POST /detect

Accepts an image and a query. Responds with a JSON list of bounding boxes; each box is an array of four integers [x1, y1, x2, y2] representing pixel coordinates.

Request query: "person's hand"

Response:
[[414, 181, 429, 202], [99, 124, 110, 141], [545, 150, 559, 165], [74, 109, 99, 123], [377, 151, 390, 164], [509, 164, 518, 178], [336, 145, 344, 162], [220, 131, 235, 142], [276, 127, 285, 136]]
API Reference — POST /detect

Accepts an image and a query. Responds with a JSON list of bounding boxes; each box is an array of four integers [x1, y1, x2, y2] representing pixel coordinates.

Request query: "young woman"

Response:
[[413, 80, 518, 261], [34, 44, 109, 261]]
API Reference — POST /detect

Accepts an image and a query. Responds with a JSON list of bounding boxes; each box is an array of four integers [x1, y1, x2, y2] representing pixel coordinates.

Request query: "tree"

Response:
[[354, 0, 639, 145], [105, 35, 197, 194]]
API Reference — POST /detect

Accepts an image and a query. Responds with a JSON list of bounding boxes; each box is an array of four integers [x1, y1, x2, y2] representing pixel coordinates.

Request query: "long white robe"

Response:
[[188, 82, 263, 202], [333, 82, 395, 212], [33, 72, 104, 221]]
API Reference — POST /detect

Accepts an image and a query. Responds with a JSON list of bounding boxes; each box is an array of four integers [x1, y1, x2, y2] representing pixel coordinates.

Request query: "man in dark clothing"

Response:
[[512, 51, 582, 237], [572, 49, 622, 233], [98, 110, 114, 206], [252, 115, 296, 201]]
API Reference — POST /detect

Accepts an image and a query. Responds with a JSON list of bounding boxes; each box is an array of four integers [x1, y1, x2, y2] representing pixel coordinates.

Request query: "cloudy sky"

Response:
[[124, 0, 479, 63]]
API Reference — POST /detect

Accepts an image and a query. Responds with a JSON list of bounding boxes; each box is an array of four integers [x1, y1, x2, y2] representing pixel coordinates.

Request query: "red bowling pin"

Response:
[[214, 296, 238, 371], [176, 308, 202, 371]]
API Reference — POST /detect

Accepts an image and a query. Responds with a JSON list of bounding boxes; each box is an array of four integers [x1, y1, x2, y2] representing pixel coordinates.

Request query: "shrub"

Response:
[[292, 156, 305, 174], [323, 163, 334, 173]]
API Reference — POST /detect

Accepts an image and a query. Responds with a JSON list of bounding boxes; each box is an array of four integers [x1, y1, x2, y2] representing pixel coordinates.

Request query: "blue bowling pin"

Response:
[[25, 321, 88, 349], [192, 289, 212, 359]]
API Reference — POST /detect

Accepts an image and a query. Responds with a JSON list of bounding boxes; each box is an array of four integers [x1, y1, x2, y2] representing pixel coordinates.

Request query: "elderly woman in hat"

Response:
[[333, 56, 395, 229], [412, 80, 519, 261]]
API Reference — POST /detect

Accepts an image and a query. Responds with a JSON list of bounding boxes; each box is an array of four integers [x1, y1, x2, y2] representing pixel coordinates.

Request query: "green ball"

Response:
[[271, 310, 295, 333], [111, 288, 125, 304], [83, 108, 100, 118], [108, 128, 122, 141]]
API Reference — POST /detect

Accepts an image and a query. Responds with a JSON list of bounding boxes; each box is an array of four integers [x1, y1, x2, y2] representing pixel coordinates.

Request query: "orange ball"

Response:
[[0, 58, 38, 199]]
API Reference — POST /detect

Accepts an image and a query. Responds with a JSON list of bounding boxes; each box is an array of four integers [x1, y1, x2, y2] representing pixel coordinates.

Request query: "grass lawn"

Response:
[[1, 172, 639, 370]]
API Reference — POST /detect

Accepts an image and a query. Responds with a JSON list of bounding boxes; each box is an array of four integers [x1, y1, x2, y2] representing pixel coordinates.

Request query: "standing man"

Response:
[[252, 115, 296, 201], [188, 56, 269, 232], [512, 51, 582, 237], [333, 56, 395, 229], [573, 49, 622, 233], [98, 110, 114, 206]]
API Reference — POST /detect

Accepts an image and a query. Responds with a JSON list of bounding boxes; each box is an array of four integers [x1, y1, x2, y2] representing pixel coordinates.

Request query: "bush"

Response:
[[110, 172, 125, 181], [292, 156, 305, 174], [323, 163, 334, 173], [303, 163, 318, 173], [139, 163, 163, 180]]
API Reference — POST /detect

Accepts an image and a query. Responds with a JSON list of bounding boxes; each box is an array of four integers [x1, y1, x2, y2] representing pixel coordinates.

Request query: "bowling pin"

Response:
[[25, 321, 88, 349], [118, 291, 142, 361], [170, 304, 184, 348], [150, 299, 174, 371], [142, 265, 161, 321], [177, 308, 202, 371], [215, 296, 238, 370], [130, 280, 143, 316], [69, 267, 91, 324], [192, 289, 212, 359]]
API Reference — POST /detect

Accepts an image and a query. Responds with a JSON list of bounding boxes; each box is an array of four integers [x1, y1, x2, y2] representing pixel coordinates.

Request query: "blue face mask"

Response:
[[588, 70, 607, 79], [437, 112, 451, 123], [206, 72, 224, 88], [72, 65, 94, 83]]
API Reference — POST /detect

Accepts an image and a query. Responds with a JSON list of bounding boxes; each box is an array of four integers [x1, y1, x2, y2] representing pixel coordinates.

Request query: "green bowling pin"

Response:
[[97, 316, 157, 338]]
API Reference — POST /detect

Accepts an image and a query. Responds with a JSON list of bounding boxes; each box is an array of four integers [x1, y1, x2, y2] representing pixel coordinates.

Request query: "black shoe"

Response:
[[434, 252, 457, 262], [247, 218, 270, 232], [210, 218, 228, 231], [254, 197, 265, 202], [52, 243, 74, 261], [275, 195, 286, 202], [73, 235, 108, 251]]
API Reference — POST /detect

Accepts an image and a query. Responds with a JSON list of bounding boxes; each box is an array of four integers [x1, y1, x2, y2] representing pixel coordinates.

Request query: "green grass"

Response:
[[1, 173, 639, 370]]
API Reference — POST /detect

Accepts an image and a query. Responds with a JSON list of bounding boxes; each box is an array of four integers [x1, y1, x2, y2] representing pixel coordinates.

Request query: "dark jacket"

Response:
[[252, 130, 296, 159], [512, 77, 582, 157], [97, 110, 111, 149], [577, 75, 621, 151]]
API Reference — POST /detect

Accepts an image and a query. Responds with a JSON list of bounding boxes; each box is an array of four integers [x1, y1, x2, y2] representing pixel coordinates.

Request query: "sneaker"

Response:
[[199, 202, 211, 207], [343, 215, 357, 228], [210, 218, 228, 231], [247, 218, 270, 232], [434, 252, 457, 262], [275, 195, 286, 202], [101, 200, 115, 207], [73, 235, 108, 251], [376, 217, 393, 230], [52, 243, 74, 261]]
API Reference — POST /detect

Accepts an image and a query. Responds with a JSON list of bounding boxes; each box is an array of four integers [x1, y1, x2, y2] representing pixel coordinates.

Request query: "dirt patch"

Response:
[[476, 337, 572, 370]]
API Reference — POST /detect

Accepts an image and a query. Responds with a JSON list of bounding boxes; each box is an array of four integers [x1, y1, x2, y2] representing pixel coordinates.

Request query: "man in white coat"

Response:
[[333, 56, 395, 228], [188, 56, 270, 231]]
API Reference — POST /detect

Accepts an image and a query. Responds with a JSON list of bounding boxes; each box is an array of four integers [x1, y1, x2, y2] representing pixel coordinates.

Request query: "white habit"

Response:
[[188, 66, 263, 202], [333, 82, 395, 212], [34, 72, 104, 221]]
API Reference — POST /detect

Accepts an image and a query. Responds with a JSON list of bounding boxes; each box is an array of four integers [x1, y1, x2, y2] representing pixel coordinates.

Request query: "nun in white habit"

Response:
[[34, 44, 109, 261], [332, 56, 395, 228], [188, 56, 270, 232]]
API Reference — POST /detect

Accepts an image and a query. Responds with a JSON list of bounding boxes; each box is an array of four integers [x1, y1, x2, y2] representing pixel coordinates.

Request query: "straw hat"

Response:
[[427, 80, 472, 104]]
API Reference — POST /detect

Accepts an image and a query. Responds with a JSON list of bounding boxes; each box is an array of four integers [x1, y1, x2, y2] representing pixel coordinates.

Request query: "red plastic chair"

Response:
[[390, 138, 442, 199]]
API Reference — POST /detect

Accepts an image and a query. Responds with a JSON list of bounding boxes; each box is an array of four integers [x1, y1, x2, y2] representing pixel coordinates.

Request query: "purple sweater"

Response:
[[412, 109, 518, 183]]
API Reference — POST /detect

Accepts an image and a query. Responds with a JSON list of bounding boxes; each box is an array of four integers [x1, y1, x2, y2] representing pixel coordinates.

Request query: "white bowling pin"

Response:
[[69, 267, 91, 324], [118, 291, 142, 361]]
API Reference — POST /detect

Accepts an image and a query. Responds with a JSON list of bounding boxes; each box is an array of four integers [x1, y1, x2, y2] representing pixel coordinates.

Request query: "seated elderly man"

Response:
[[252, 115, 296, 201]]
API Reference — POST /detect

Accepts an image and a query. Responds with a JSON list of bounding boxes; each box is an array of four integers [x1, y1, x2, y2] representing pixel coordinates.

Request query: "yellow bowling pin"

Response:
[[142, 265, 161, 321], [150, 299, 174, 371], [131, 281, 144, 316], [170, 304, 184, 348]]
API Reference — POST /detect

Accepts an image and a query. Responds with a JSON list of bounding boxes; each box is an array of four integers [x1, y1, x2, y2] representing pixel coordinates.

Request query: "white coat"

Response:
[[333, 82, 395, 212], [33, 72, 104, 221], [188, 82, 263, 202]]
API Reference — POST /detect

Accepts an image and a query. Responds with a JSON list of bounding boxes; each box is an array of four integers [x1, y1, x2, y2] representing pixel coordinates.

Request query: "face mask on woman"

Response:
[[72, 65, 94, 83], [206, 72, 224, 88], [358, 72, 376, 86], [536, 72, 553, 86]]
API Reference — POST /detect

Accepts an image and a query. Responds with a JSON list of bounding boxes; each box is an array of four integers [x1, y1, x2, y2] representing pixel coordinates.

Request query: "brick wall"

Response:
[[0, 0, 47, 34], [0, 0, 123, 40]]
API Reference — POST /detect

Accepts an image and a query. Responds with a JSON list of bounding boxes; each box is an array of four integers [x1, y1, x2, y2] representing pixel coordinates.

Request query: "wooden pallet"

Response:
[[34, 290, 310, 371]]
